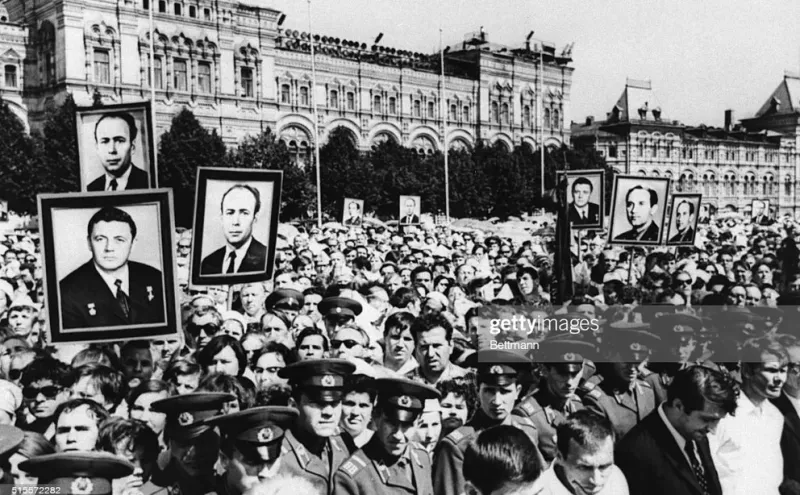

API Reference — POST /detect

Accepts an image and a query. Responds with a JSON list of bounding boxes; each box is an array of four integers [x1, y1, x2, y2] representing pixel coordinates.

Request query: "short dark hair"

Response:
[[677, 200, 696, 216], [626, 185, 658, 207], [343, 374, 377, 402], [98, 417, 159, 465], [556, 410, 615, 459], [87, 207, 138, 240], [126, 379, 172, 408], [253, 341, 294, 371], [196, 335, 247, 376], [463, 425, 543, 495], [666, 366, 739, 415], [384, 311, 415, 340], [572, 177, 593, 194], [54, 398, 110, 431], [220, 184, 261, 215], [296, 327, 329, 353], [67, 363, 128, 410], [94, 112, 139, 143], [197, 373, 255, 410], [20, 356, 71, 388], [410, 312, 454, 343]]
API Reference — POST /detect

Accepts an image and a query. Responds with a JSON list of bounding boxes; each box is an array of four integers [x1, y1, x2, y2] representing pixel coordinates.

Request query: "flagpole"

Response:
[[308, 0, 323, 229], [539, 42, 544, 199], [148, 0, 159, 184], [440, 28, 450, 224]]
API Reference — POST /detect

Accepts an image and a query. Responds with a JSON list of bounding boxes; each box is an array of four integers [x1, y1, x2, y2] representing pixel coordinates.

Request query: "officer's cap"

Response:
[[20, 452, 134, 495], [0, 425, 23, 457], [205, 406, 298, 463], [318, 297, 362, 318], [466, 350, 531, 386], [604, 329, 661, 362], [151, 392, 234, 441], [376, 377, 440, 423], [278, 359, 356, 402], [265, 289, 304, 312], [653, 313, 704, 335], [539, 334, 596, 373]]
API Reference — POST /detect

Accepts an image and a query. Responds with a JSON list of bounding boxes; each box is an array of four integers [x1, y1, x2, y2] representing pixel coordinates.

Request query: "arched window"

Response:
[[463, 105, 470, 122], [279, 82, 291, 104], [4, 65, 17, 88], [544, 108, 551, 128], [413, 99, 421, 117], [373, 94, 381, 113], [523, 105, 531, 127], [427, 100, 435, 118], [449, 104, 457, 121], [491, 102, 499, 123], [328, 89, 339, 108], [552, 109, 560, 129], [501, 103, 509, 124], [389, 97, 397, 114], [299, 86, 309, 106], [785, 176, 793, 197]]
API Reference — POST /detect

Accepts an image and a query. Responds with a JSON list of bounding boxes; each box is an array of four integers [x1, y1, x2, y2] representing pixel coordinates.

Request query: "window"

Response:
[[204, 8, 211, 20], [189, 5, 196, 17], [241, 67, 253, 97], [491, 102, 499, 123], [523, 105, 531, 126], [142, 0, 149, 10], [413, 100, 421, 117], [158, 0, 166, 12], [389, 97, 397, 114], [197, 62, 211, 93], [427, 101, 435, 118], [373, 94, 381, 113], [300, 86, 309, 106], [174, 3, 181, 15], [609, 145, 617, 158], [463, 105, 470, 122], [328, 89, 338, 108], [785, 177, 792, 197], [346, 92, 354, 110], [94, 49, 110, 84], [4, 65, 16, 88], [280, 84, 290, 104], [46, 52, 55, 83], [552, 109, 560, 129], [501, 103, 509, 124], [148, 56, 163, 89], [449, 104, 457, 122], [544, 108, 550, 128], [173, 59, 187, 90]]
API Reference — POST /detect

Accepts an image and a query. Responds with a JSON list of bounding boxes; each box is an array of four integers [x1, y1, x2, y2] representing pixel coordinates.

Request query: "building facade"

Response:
[[2, 0, 574, 158], [0, 2, 28, 131], [572, 77, 800, 217]]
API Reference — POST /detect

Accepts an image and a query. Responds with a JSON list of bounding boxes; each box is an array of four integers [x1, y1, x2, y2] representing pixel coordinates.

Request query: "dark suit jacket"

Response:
[[614, 220, 660, 242], [344, 216, 362, 227], [669, 227, 696, 244], [568, 202, 601, 226], [400, 214, 419, 225], [772, 393, 800, 485], [616, 410, 722, 495], [87, 164, 150, 191], [59, 260, 165, 329], [200, 238, 267, 275]]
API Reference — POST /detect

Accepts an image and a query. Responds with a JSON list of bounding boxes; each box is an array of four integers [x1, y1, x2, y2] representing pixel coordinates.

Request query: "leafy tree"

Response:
[[444, 148, 492, 218], [158, 108, 227, 227], [318, 127, 381, 219], [0, 99, 38, 213], [27, 94, 81, 203]]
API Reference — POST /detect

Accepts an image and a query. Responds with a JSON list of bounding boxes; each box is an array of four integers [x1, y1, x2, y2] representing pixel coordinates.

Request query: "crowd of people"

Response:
[[0, 209, 796, 495]]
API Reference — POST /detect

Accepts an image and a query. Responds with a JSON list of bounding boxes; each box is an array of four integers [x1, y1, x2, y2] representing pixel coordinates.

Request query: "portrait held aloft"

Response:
[[399, 195, 421, 225], [75, 102, 156, 192], [665, 193, 701, 246], [608, 175, 671, 246], [560, 170, 604, 229], [191, 167, 283, 286], [751, 199, 773, 226], [343, 198, 364, 227], [39, 190, 181, 344]]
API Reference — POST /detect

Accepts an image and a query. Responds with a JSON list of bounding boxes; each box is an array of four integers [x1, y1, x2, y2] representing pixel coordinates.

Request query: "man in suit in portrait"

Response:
[[343, 201, 362, 227], [615, 366, 736, 495], [200, 184, 267, 275], [669, 200, 697, 244], [59, 206, 165, 329], [568, 176, 601, 226], [400, 198, 420, 225], [752, 200, 774, 226], [614, 185, 661, 242], [87, 112, 150, 192]]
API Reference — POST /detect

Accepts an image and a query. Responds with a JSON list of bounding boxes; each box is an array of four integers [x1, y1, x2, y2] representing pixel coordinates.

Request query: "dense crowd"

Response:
[[0, 210, 797, 495]]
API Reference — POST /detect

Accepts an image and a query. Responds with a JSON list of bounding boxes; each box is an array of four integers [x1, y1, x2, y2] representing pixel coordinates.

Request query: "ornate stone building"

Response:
[[0, 2, 28, 131], [2, 0, 574, 158], [572, 77, 800, 217]]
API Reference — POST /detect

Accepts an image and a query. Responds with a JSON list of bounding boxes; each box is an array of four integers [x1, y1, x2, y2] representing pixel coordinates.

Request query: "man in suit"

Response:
[[344, 201, 363, 227], [616, 366, 736, 495], [59, 206, 165, 329], [87, 112, 150, 191], [200, 184, 268, 275], [400, 198, 419, 225], [568, 176, 601, 226], [668, 200, 697, 244], [770, 337, 800, 492], [614, 186, 660, 242]]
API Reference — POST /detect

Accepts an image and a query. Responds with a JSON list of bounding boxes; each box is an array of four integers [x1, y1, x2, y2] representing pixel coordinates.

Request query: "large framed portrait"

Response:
[[39, 190, 180, 344], [76, 101, 157, 192], [608, 175, 671, 246], [665, 193, 701, 246], [399, 195, 421, 225], [558, 170, 604, 230], [191, 167, 283, 286], [751, 199, 771, 224], [343, 198, 364, 227]]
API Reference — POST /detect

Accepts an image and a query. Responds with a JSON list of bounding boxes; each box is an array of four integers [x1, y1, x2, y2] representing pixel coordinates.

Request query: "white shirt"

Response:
[[223, 236, 253, 273], [709, 392, 784, 495], [104, 164, 133, 191], [574, 205, 589, 218], [657, 403, 695, 467], [95, 263, 129, 297], [534, 462, 629, 495]]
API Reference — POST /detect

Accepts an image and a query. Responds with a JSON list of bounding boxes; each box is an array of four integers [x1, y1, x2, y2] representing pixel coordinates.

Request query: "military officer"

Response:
[[19, 451, 134, 495], [265, 288, 305, 323], [208, 406, 298, 495], [644, 312, 704, 404], [433, 350, 543, 495], [149, 392, 235, 494], [333, 377, 440, 495], [276, 358, 356, 495], [318, 296, 362, 338], [581, 328, 658, 441], [514, 334, 594, 463]]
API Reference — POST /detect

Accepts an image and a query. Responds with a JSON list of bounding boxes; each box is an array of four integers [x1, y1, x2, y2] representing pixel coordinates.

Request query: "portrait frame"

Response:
[[399, 195, 421, 225], [190, 167, 283, 286], [665, 193, 702, 246], [75, 101, 157, 192], [39, 189, 180, 344], [558, 170, 605, 230], [342, 198, 364, 227], [608, 175, 671, 247], [751, 199, 770, 221], [698, 202, 714, 224]]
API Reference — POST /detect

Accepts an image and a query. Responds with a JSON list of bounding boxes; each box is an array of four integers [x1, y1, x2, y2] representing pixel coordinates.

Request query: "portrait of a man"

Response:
[[343, 199, 363, 227], [59, 206, 165, 329], [399, 196, 420, 225], [563, 171, 603, 228], [200, 184, 267, 275], [751, 199, 772, 226], [614, 186, 660, 241], [666, 194, 701, 246], [609, 176, 670, 246], [699, 203, 711, 224]]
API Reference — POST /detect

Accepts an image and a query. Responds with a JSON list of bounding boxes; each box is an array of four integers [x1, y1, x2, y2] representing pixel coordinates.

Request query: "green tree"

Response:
[[158, 108, 227, 227], [318, 127, 382, 219], [0, 100, 38, 213], [369, 140, 430, 218], [28, 94, 81, 202], [440, 148, 492, 218]]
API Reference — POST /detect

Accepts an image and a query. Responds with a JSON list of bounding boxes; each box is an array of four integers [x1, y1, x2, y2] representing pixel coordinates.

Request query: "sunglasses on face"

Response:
[[23, 385, 61, 400], [677, 279, 692, 286], [188, 323, 219, 337], [331, 339, 362, 349]]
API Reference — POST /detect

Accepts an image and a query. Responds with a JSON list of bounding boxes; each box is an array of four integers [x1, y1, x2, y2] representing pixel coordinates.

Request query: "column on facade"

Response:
[[190, 48, 197, 98], [255, 58, 261, 103], [83, 33, 93, 83]]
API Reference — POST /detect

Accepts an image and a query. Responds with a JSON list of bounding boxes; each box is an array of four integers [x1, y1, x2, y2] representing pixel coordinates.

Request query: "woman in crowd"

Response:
[[6, 431, 54, 486]]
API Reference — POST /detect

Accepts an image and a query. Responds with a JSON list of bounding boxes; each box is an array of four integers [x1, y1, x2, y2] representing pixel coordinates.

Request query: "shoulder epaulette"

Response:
[[512, 416, 537, 430], [339, 452, 369, 478], [575, 380, 596, 398], [639, 379, 653, 389], [515, 397, 541, 417]]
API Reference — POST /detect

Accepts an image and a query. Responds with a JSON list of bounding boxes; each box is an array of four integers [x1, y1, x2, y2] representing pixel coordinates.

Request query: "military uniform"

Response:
[[279, 427, 351, 494], [513, 385, 584, 463], [20, 451, 134, 495]]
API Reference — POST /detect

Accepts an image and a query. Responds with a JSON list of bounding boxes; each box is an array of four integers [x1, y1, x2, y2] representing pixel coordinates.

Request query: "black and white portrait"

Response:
[[560, 170, 604, 229], [343, 198, 364, 227], [698, 203, 712, 224], [399, 195, 421, 225], [39, 190, 180, 344], [76, 102, 156, 192], [609, 175, 671, 246], [665, 193, 701, 246], [751, 199, 772, 225], [0, 200, 7, 222], [191, 167, 283, 285]]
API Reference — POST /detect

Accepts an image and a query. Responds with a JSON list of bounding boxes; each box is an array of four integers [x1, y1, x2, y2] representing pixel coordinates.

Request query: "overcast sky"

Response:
[[267, 0, 800, 128]]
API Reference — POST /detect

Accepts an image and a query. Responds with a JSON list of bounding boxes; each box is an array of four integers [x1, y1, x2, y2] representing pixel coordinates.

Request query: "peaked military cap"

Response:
[[265, 289, 304, 312], [603, 328, 661, 362], [205, 406, 298, 463], [466, 349, 531, 386], [538, 333, 597, 373], [376, 377, 440, 423], [151, 392, 234, 441], [278, 358, 356, 402], [318, 296, 362, 318], [20, 452, 134, 495]]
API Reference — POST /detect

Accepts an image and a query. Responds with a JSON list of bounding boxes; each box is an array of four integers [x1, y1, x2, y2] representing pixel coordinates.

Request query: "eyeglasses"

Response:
[[8, 368, 23, 381], [23, 385, 61, 400], [187, 323, 219, 337], [262, 327, 286, 334], [677, 279, 692, 286], [331, 339, 362, 349], [178, 244, 191, 250]]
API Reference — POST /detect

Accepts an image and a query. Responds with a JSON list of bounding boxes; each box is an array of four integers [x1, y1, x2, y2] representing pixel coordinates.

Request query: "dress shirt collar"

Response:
[[658, 403, 687, 453], [94, 262, 130, 296], [224, 236, 253, 273], [105, 164, 133, 191], [575, 205, 588, 216]]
